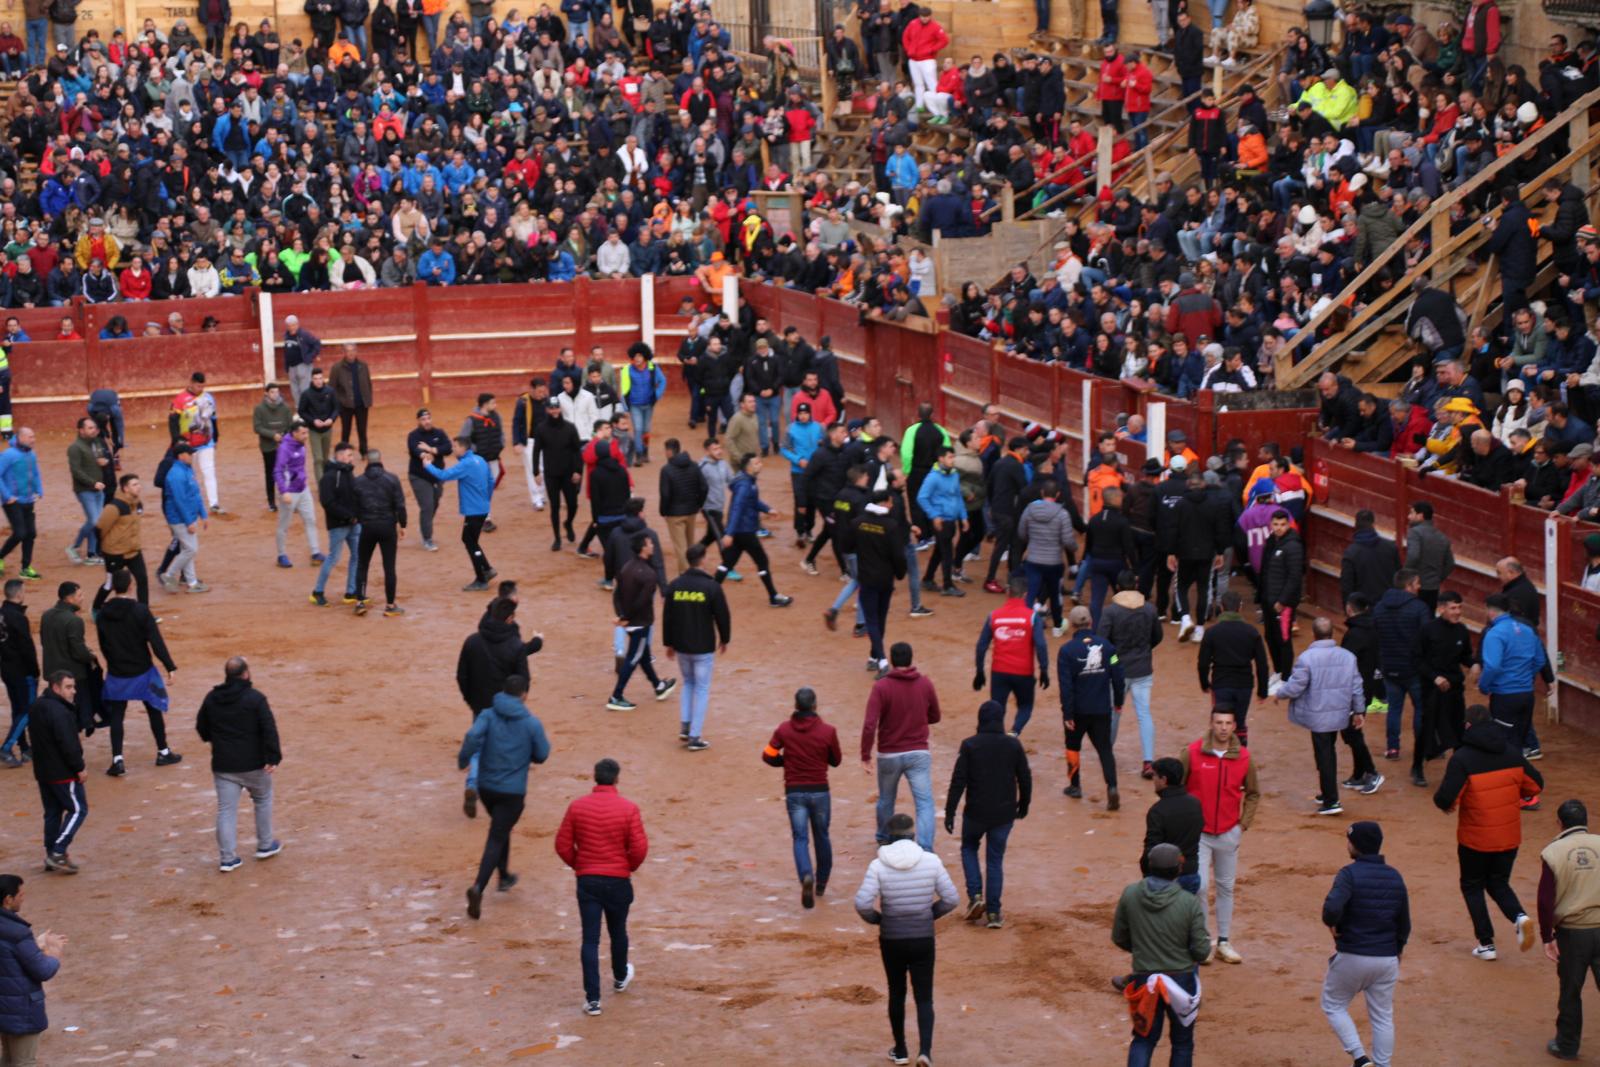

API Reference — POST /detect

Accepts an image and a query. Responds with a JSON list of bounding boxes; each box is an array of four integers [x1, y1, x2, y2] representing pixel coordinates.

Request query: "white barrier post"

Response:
[[1080, 377, 1094, 476], [258, 291, 276, 384], [1546, 515, 1562, 719], [722, 273, 739, 321], [640, 273, 656, 353], [1147, 402, 1168, 469]]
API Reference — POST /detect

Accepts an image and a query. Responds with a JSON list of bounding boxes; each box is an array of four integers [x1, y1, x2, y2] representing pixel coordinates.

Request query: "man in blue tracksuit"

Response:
[[916, 447, 967, 595], [619, 344, 668, 465], [425, 435, 497, 592], [159, 444, 208, 592], [1478, 592, 1554, 765], [780, 404, 823, 543], [0, 429, 43, 580], [457, 673, 550, 921], [1059, 604, 1125, 810]]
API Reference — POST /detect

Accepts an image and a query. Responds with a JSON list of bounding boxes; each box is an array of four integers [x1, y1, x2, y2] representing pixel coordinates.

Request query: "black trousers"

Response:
[[103, 700, 168, 759], [1153, 553, 1176, 619], [1342, 722, 1376, 782], [548, 478, 580, 541], [340, 406, 370, 455], [357, 523, 399, 604], [473, 787, 525, 892], [880, 936, 936, 1058], [804, 511, 836, 564], [698, 508, 726, 548], [1490, 690, 1537, 752], [1175, 558, 1211, 621], [922, 521, 958, 588], [259, 450, 276, 508], [716, 533, 777, 596], [906, 470, 929, 529], [1416, 683, 1465, 773], [1263, 610, 1295, 676], [93, 551, 148, 612], [463, 514, 491, 581], [1459, 844, 1524, 946], [1066, 714, 1116, 790], [1311, 730, 1340, 807], [954, 509, 986, 566], [985, 514, 1016, 583], [0, 501, 35, 567], [860, 582, 893, 662], [1555, 925, 1600, 1056]]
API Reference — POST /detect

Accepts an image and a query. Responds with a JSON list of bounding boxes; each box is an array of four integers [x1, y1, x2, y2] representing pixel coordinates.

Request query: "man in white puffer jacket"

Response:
[[855, 812, 959, 1067]]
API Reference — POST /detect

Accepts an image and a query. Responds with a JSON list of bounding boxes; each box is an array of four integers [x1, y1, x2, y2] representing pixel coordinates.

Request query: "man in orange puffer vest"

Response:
[[1433, 703, 1543, 960]]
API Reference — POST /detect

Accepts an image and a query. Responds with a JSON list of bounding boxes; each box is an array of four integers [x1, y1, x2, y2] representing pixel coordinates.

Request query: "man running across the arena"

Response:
[[95, 568, 180, 776]]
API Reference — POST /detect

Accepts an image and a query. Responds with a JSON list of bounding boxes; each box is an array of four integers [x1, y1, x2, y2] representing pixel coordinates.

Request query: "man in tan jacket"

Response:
[[92, 473, 145, 611], [1540, 798, 1600, 1060]]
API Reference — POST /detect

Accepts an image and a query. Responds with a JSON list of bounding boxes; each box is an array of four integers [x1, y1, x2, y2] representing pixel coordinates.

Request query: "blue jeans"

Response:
[[875, 749, 934, 849], [421, 12, 441, 52], [2, 673, 33, 753], [991, 671, 1036, 735], [1024, 561, 1065, 628], [344, 23, 368, 52], [1384, 674, 1422, 752], [1128, 110, 1149, 149], [73, 489, 103, 555], [1178, 872, 1201, 894], [576, 874, 633, 1004], [1133, 674, 1157, 759], [676, 651, 714, 737], [1273, 176, 1305, 212], [960, 818, 1012, 916], [904, 544, 924, 610], [860, 582, 893, 662], [316, 524, 361, 595], [755, 394, 782, 451], [1127, 966, 1198, 1067], [629, 403, 654, 441], [831, 553, 865, 626], [25, 18, 46, 67], [785, 790, 832, 885]]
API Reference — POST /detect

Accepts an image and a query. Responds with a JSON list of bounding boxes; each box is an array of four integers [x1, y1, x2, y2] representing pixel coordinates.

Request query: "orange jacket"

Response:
[[1087, 462, 1124, 516], [1433, 724, 1543, 853]]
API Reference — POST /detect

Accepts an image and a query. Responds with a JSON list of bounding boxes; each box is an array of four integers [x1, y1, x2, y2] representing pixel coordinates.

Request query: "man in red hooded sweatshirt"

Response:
[[863, 641, 943, 851], [764, 686, 842, 909]]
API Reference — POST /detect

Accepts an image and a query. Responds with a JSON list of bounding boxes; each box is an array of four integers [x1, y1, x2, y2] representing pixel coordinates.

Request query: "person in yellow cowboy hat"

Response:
[[1420, 396, 1483, 475]]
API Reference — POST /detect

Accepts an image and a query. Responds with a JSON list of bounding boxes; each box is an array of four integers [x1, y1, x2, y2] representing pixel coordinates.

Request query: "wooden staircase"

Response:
[[1277, 84, 1600, 392]]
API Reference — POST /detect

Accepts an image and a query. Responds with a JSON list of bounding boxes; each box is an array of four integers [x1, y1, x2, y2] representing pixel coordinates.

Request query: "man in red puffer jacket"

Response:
[[555, 758, 650, 1016], [900, 7, 949, 113], [1096, 43, 1128, 129]]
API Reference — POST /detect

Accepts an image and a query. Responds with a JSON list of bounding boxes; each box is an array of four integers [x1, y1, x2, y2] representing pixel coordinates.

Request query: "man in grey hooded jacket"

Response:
[[1274, 617, 1366, 817], [856, 812, 959, 1066]]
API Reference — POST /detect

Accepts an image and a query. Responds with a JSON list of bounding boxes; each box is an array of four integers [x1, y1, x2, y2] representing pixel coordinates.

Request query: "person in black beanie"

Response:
[[1320, 819, 1409, 1067]]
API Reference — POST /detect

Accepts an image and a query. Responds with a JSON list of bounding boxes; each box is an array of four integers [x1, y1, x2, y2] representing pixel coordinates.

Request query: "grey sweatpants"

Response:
[[1198, 824, 1241, 940], [1321, 951, 1398, 1067], [215, 769, 274, 863]]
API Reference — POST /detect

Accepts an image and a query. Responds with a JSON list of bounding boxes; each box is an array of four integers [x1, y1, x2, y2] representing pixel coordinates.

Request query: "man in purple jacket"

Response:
[[274, 422, 323, 569], [1236, 480, 1280, 576]]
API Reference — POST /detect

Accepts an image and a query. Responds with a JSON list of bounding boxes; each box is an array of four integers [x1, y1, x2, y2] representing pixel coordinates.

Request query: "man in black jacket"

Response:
[[296, 366, 339, 480], [822, 466, 872, 635], [312, 442, 361, 607], [353, 450, 408, 617], [944, 699, 1031, 929], [95, 568, 180, 776], [803, 422, 852, 576], [1172, 9, 1206, 98], [0, 579, 38, 767], [1142, 756, 1204, 890], [1084, 486, 1138, 623], [405, 408, 452, 553], [743, 338, 785, 456], [533, 398, 583, 550], [1338, 594, 1384, 793], [195, 656, 283, 872], [1339, 510, 1401, 607], [662, 543, 732, 751], [1197, 590, 1272, 746], [455, 596, 539, 816], [609, 533, 675, 712], [983, 437, 1029, 592], [29, 670, 86, 873], [855, 492, 908, 673], [1258, 511, 1303, 678], [658, 438, 707, 575], [903, 403, 948, 537], [1415, 591, 1474, 787]]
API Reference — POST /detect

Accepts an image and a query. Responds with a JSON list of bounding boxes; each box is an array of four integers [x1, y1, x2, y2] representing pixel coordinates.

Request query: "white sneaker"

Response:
[[1178, 615, 1194, 642], [1222, 57, 1239, 69], [1472, 943, 1498, 961], [1516, 913, 1534, 952], [1051, 623, 1068, 638], [1267, 672, 1283, 690], [613, 962, 635, 992], [1190, 624, 1205, 642], [1213, 939, 1242, 964]]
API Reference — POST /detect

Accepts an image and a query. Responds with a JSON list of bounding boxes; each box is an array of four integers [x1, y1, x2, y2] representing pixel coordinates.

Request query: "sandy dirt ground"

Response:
[[0, 398, 1582, 1066]]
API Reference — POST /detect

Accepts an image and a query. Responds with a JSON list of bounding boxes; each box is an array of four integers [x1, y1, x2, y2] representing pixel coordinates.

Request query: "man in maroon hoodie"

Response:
[[555, 758, 649, 1017], [764, 687, 843, 909], [862, 642, 942, 851]]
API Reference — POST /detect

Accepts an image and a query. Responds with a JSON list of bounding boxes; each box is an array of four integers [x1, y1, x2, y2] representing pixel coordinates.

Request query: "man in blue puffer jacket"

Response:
[[1319, 820, 1409, 1067], [916, 446, 967, 595], [713, 453, 792, 607], [1478, 593, 1554, 762], [1372, 569, 1434, 762], [457, 675, 550, 921], [425, 436, 496, 592], [0, 429, 42, 581], [0, 872, 64, 1065]]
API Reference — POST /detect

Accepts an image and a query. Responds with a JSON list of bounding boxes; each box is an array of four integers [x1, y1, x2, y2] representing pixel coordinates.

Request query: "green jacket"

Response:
[[253, 399, 295, 454], [66, 436, 107, 495], [1111, 876, 1211, 974], [40, 600, 94, 685], [1296, 79, 1358, 129], [899, 419, 952, 474]]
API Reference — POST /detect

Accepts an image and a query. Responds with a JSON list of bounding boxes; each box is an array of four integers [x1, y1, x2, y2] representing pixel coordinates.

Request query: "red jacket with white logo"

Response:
[[978, 598, 1046, 677]]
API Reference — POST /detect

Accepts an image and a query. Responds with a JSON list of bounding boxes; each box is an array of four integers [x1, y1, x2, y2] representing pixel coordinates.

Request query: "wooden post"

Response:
[[931, 228, 949, 301], [1096, 124, 1112, 195], [1212, 60, 1223, 100], [1575, 109, 1592, 192], [413, 282, 434, 407], [1001, 183, 1015, 223], [820, 63, 836, 130], [1431, 212, 1450, 254]]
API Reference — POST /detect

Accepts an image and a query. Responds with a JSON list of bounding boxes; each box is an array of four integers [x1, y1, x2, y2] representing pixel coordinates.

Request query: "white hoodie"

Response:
[[854, 838, 959, 940]]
